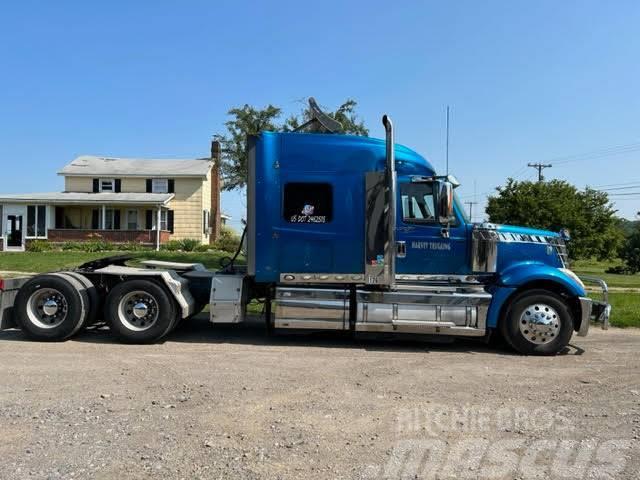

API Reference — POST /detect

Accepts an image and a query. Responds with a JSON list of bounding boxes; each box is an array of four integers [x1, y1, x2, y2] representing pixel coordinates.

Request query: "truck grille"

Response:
[[549, 237, 570, 268]]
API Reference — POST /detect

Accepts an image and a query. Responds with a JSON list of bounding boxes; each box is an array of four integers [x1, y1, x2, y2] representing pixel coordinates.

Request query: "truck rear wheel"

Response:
[[500, 289, 574, 356], [14, 274, 89, 341], [63, 272, 100, 328], [105, 279, 178, 344]]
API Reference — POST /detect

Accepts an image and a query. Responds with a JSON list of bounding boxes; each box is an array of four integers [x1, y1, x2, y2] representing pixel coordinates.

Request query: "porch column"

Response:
[[101, 205, 106, 230], [156, 206, 161, 251]]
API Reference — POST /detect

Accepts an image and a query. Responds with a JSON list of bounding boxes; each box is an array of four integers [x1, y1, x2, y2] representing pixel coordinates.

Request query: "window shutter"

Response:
[[55, 207, 64, 229], [146, 179, 152, 193], [91, 209, 99, 229], [168, 179, 175, 193], [114, 179, 121, 193], [93, 179, 99, 193], [114, 210, 121, 230], [167, 210, 174, 234], [145, 210, 153, 230]]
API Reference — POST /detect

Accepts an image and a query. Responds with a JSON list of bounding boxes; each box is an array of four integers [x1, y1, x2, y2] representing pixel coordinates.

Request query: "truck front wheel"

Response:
[[500, 289, 574, 356], [105, 279, 178, 344]]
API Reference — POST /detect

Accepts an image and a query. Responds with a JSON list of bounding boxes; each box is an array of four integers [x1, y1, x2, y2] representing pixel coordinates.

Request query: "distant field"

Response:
[[0, 250, 239, 274], [572, 258, 640, 289]]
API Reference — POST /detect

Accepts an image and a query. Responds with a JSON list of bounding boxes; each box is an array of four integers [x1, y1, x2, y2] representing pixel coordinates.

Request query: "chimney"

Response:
[[210, 140, 222, 243]]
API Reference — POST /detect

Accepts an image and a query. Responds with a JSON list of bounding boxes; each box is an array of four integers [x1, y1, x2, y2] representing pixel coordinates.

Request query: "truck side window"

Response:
[[283, 182, 332, 224], [400, 183, 436, 223]]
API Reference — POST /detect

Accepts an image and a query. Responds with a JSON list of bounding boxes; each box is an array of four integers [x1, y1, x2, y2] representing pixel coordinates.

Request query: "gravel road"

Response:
[[1, 317, 638, 479]]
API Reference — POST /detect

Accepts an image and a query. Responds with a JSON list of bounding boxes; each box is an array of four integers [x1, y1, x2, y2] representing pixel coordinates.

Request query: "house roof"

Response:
[[58, 155, 213, 177], [0, 192, 174, 206]]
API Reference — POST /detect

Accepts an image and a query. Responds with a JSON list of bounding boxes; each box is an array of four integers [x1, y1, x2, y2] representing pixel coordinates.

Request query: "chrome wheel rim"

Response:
[[519, 303, 561, 345], [118, 290, 159, 331], [27, 288, 68, 329]]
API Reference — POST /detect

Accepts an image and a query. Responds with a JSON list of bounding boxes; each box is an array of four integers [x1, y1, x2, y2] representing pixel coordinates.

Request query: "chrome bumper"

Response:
[[578, 276, 611, 335]]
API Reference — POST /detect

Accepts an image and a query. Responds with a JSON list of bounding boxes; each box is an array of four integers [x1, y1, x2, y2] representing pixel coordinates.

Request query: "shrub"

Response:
[[195, 243, 214, 252], [61, 241, 82, 251], [178, 238, 201, 252], [26, 240, 51, 252], [81, 240, 114, 252], [214, 226, 241, 253], [119, 242, 150, 252], [605, 265, 634, 275], [161, 240, 183, 252], [160, 239, 201, 252]]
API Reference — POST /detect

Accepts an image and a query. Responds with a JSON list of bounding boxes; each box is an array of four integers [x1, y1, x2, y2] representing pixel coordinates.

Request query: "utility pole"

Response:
[[464, 201, 477, 222], [527, 163, 552, 182]]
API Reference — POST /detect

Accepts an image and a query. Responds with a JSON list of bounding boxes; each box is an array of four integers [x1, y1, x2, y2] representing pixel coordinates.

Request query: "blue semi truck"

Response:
[[0, 101, 610, 355]]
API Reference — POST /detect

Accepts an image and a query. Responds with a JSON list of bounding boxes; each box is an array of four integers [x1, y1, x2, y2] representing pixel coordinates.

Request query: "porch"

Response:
[[0, 192, 174, 252]]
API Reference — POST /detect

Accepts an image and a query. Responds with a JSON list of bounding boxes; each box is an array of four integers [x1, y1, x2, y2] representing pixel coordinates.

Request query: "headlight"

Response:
[[559, 268, 584, 290]]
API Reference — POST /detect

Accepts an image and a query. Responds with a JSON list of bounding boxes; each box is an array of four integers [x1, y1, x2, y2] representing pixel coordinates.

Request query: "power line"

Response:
[[527, 163, 552, 182], [592, 180, 640, 188], [548, 141, 640, 166], [596, 184, 640, 192]]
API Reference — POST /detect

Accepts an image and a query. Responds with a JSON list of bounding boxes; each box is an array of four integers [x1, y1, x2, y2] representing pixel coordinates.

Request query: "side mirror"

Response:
[[436, 180, 454, 224]]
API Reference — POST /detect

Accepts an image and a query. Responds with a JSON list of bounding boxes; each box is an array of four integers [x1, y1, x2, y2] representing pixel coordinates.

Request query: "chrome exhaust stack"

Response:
[[382, 115, 397, 290]]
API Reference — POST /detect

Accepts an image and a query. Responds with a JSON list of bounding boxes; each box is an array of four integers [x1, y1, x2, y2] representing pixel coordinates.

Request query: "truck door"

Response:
[[395, 179, 468, 275]]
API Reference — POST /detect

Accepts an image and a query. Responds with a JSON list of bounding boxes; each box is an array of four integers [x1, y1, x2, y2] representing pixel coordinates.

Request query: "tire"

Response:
[[63, 272, 100, 328], [500, 289, 574, 356], [14, 274, 89, 341], [104, 279, 178, 344]]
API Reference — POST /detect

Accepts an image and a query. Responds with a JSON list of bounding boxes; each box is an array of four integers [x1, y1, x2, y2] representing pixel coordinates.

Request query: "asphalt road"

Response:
[[0, 317, 638, 479]]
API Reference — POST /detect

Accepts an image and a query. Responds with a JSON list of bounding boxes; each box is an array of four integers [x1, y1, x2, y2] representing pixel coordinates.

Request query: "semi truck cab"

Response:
[[0, 102, 611, 355]]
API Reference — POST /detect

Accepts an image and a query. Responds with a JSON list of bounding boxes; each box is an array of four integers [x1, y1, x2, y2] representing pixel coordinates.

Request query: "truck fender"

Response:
[[486, 262, 585, 329], [91, 265, 196, 318], [498, 262, 585, 297]]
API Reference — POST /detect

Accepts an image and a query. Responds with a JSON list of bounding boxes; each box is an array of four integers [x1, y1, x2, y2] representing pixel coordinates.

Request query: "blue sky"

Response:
[[1, 0, 639, 228]]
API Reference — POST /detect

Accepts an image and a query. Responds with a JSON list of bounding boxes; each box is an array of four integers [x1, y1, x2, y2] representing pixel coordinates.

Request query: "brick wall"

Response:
[[48, 229, 170, 244]]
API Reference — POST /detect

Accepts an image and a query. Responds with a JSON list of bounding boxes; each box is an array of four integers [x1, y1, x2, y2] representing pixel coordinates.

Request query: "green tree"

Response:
[[486, 179, 624, 259], [215, 99, 368, 190], [620, 224, 640, 273]]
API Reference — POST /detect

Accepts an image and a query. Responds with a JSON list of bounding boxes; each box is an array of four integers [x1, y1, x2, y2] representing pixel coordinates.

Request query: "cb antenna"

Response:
[[445, 105, 450, 175]]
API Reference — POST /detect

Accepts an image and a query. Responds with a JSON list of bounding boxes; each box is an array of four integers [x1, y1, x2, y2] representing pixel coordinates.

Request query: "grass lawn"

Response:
[[0, 250, 241, 273], [595, 292, 640, 328]]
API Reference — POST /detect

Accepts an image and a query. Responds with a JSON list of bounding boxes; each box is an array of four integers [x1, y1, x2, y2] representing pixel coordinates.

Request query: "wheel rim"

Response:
[[27, 288, 68, 329], [118, 290, 159, 331], [519, 303, 561, 345]]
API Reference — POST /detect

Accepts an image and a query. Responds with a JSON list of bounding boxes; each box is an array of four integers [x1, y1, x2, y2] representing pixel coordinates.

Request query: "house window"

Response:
[[26, 205, 47, 238], [92, 208, 119, 230], [152, 179, 169, 193], [127, 210, 138, 230], [100, 179, 115, 192], [283, 183, 332, 223], [160, 210, 168, 231], [105, 209, 115, 230]]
